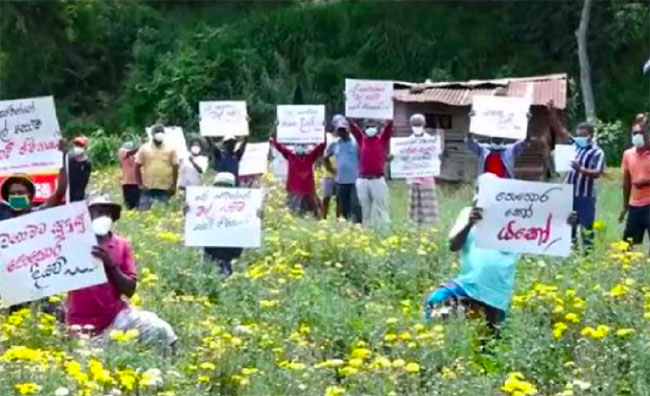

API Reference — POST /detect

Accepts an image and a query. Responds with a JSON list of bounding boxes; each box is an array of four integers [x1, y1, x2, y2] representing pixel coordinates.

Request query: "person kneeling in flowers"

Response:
[[66, 194, 177, 349], [424, 173, 577, 332]]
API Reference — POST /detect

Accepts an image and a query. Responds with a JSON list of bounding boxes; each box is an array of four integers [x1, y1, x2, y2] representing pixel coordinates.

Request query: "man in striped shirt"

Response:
[[548, 102, 605, 249]]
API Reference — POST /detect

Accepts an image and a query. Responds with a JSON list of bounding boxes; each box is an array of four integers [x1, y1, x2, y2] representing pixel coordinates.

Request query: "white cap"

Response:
[[332, 114, 349, 129], [214, 172, 236, 187]]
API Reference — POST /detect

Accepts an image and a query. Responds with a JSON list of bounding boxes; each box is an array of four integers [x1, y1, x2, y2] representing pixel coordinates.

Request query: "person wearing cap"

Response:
[[178, 137, 209, 190], [208, 133, 248, 187], [547, 102, 605, 250], [119, 139, 140, 210], [0, 174, 37, 221], [348, 118, 394, 226], [66, 195, 177, 348], [325, 115, 361, 222], [135, 124, 179, 210], [45, 136, 92, 207], [270, 131, 326, 217], [202, 172, 244, 276], [406, 114, 440, 226], [424, 173, 577, 332]]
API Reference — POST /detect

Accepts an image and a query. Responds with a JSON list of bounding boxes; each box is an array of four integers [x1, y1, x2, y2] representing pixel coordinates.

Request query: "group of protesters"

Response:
[[1, 100, 648, 348]]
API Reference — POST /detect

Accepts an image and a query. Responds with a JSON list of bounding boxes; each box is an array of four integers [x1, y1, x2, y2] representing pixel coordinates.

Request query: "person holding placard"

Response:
[[119, 140, 140, 210], [208, 134, 248, 186], [0, 174, 37, 220], [325, 115, 360, 222], [466, 132, 527, 179], [406, 114, 440, 226], [202, 172, 244, 276], [619, 123, 650, 247], [178, 138, 209, 191], [349, 119, 394, 226], [135, 124, 179, 210], [270, 132, 326, 217], [66, 195, 177, 348], [45, 136, 93, 207], [547, 102, 605, 250]]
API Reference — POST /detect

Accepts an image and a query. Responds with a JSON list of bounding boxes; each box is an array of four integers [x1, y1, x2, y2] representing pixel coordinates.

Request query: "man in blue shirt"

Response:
[[325, 116, 361, 223]]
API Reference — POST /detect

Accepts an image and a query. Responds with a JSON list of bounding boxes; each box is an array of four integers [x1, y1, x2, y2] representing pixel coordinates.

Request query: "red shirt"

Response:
[[271, 139, 326, 196], [66, 233, 137, 335], [484, 151, 507, 178], [349, 121, 394, 176]]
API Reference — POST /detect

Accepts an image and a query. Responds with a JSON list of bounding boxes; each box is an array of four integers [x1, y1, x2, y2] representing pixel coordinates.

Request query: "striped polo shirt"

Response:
[[564, 141, 605, 197]]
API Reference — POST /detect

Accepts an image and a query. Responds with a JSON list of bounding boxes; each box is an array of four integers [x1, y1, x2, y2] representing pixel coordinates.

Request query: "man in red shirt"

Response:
[[270, 136, 326, 218], [66, 195, 177, 349], [349, 120, 394, 225]]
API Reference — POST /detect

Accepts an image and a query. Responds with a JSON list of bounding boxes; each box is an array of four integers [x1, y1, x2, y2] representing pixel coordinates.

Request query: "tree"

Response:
[[576, 0, 596, 122]]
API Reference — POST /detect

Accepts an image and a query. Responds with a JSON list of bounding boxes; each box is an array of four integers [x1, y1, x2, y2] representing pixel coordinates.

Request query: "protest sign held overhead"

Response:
[[199, 101, 249, 137], [239, 142, 270, 176], [554, 144, 576, 173], [390, 134, 442, 178], [475, 178, 573, 257], [276, 105, 325, 144], [469, 95, 530, 140], [185, 187, 263, 248], [146, 126, 188, 160], [345, 79, 394, 120], [0, 96, 62, 174], [0, 202, 107, 307]]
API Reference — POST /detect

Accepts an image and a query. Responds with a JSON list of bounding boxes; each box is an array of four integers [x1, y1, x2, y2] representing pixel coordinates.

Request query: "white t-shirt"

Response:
[[179, 155, 208, 187]]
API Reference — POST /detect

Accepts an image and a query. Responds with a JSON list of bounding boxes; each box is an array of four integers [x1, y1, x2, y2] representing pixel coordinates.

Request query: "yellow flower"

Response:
[[350, 347, 371, 360], [404, 362, 421, 374], [564, 313, 580, 323], [110, 328, 139, 343], [384, 333, 397, 343], [316, 359, 345, 368], [501, 372, 538, 395], [615, 328, 635, 338], [324, 385, 346, 396], [197, 375, 211, 385], [339, 366, 359, 377], [348, 358, 363, 368], [260, 299, 279, 308], [386, 317, 398, 326], [553, 322, 568, 339], [199, 362, 216, 371], [593, 220, 605, 231], [392, 359, 406, 368], [14, 383, 41, 395]]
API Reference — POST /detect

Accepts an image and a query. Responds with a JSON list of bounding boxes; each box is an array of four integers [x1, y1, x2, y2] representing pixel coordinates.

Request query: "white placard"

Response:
[[0, 202, 106, 307], [239, 142, 269, 176], [475, 178, 573, 257], [199, 101, 249, 137], [185, 187, 263, 248], [345, 79, 394, 120], [271, 147, 288, 180], [554, 144, 576, 173], [390, 134, 442, 178], [276, 105, 325, 144], [469, 96, 530, 140], [0, 96, 62, 174], [146, 126, 188, 160]]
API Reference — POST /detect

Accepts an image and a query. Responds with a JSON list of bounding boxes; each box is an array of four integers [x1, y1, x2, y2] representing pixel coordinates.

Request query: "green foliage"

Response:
[[595, 119, 628, 167]]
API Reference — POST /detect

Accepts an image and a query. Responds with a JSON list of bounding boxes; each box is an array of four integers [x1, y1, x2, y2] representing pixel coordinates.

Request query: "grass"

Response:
[[1, 167, 649, 396]]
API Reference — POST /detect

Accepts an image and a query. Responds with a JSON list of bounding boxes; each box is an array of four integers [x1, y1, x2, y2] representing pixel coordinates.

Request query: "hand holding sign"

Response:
[[276, 105, 325, 144], [199, 101, 249, 137]]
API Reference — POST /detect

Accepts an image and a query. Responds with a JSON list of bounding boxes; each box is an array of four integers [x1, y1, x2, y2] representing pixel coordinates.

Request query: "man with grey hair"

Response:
[[406, 113, 440, 225]]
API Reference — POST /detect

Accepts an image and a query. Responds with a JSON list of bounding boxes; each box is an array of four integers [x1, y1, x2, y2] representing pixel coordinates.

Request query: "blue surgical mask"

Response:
[[295, 146, 306, 155], [489, 143, 505, 151], [365, 127, 378, 137], [573, 136, 590, 148], [632, 133, 645, 148]]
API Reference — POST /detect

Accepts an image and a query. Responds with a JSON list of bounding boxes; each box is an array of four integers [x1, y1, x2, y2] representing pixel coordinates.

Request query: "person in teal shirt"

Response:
[[425, 173, 577, 332]]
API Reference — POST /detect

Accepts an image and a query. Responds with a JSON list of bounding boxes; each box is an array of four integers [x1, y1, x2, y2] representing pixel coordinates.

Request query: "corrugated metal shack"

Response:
[[393, 74, 567, 181]]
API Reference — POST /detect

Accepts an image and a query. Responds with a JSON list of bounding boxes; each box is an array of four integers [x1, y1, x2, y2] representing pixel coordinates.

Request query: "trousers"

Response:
[[356, 177, 390, 226], [336, 183, 361, 223]]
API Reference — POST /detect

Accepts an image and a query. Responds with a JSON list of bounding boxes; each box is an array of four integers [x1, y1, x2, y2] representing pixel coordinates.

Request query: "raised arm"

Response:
[[465, 133, 484, 156], [546, 101, 572, 142], [307, 142, 327, 162], [270, 137, 292, 160], [380, 120, 394, 144], [236, 136, 248, 160], [348, 120, 363, 143], [449, 208, 482, 252]]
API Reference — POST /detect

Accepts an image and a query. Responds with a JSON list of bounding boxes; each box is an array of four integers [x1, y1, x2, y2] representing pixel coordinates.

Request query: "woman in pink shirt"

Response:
[[406, 114, 440, 226]]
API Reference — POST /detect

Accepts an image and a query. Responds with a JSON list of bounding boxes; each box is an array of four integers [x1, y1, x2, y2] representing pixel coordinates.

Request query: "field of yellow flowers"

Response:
[[1, 168, 649, 396]]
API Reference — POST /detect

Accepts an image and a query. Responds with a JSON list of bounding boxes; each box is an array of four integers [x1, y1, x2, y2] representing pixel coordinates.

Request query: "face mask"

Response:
[[411, 126, 425, 136], [91, 216, 113, 237], [123, 141, 135, 150], [190, 146, 201, 155], [72, 146, 85, 157], [153, 133, 165, 143], [8, 194, 30, 211], [295, 146, 307, 155], [573, 136, 590, 148], [490, 143, 505, 151], [365, 127, 378, 137], [632, 133, 645, 148]]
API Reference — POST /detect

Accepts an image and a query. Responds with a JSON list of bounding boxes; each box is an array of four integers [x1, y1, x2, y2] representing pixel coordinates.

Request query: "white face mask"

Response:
[[91, 216, 113, 236], [411, 126, 425, 136], [72, 146, 85, 157], [190, 146, 201, 155], [153, 132, 165, 143], [632, 133, 645, 148], [365, 127, 378, 137]]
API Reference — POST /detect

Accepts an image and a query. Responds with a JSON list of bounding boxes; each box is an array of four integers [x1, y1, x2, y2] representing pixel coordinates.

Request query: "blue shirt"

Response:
[[450, 207, 518, 312], [466, 138, 527, 179], [326, 139, 359, 184], [564, 140, 605, 198]]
